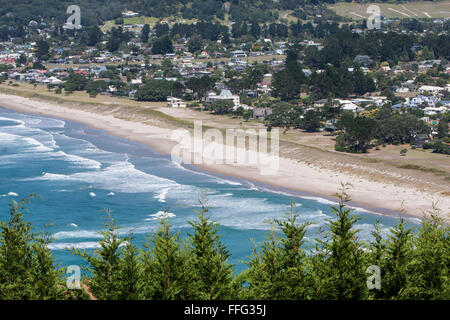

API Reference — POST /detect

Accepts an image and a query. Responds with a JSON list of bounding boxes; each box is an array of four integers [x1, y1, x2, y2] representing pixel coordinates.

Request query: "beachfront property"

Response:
[[206, 89, 240, 109], [167, 96, 186, 108]]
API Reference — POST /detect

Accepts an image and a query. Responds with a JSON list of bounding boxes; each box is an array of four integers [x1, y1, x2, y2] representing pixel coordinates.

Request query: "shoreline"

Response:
[[0, 92, 448, 221]]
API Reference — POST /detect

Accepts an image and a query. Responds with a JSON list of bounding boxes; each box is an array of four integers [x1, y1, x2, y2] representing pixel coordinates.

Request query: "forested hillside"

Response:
[[0, 0, 444, 26]]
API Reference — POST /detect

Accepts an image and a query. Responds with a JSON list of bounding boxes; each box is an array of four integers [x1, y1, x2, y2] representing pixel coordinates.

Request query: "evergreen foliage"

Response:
[[0, 189, 448, 300]]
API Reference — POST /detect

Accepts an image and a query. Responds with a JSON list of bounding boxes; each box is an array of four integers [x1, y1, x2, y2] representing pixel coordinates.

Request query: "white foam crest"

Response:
[[53, 230, 102, 239], [48, 242, 102, 250], [300, 196, 337, 206], [19, 114, 65, 128], [0, 116, 25, 127], [215, 178, 242, 186], [52, 151, 102, 169], [1, 192, 18, 197], [153, 187, 170, 203], [0, 128, 101, 169], [25, 160, 180, 193], [145, 211, 176, 220], [21, 137, 54, 153]]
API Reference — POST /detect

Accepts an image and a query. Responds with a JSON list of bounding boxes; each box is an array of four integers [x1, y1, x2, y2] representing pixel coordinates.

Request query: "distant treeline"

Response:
[[0, 188, 448, 300], [0, 0, 444, 27]]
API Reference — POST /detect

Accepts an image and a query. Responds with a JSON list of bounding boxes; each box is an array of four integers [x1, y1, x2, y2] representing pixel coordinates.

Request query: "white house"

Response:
[[206, 89, 240, 109], [44, 76, 64, 85], [423, 106, 448, 115], [122, 10, 139, 18], [230, 50, 247, 58], [418, 85, 444, 95], [337, 100, 359, 113], [167, 97, 186, 108]]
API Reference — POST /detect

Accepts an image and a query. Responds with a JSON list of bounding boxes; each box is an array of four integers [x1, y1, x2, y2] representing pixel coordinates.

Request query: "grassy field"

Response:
[[329, 1, 450, 20], [101, 16, 200, 32]]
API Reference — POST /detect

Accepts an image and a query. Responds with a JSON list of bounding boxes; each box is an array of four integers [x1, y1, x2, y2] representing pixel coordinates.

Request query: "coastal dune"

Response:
[[0, 92, 448, 221]]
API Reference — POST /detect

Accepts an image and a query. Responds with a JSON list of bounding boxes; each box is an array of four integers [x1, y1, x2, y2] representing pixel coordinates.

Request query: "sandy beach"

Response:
[[0, 92, 448, 221]]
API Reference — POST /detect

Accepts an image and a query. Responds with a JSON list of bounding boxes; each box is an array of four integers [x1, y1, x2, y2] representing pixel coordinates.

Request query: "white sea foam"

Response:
[[215, 178, 242, 186], [48, 242, 102, 250], [107, 192, 115, 196], [53, 230, 102, 239], [68, 223, 78, 228], [1, 192, 18, 197], [146, 211, 176, 220], [247, 182, 260, 191], [0, 116, 25, 127], [54, 151, 102, 169], [154, 187, 170, 203], [300, 196, 337, 206], [25, 159, 181, 193]]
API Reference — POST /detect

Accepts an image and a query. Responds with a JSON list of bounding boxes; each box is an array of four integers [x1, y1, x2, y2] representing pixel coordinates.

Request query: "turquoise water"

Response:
[[0, 107, 419, 271]]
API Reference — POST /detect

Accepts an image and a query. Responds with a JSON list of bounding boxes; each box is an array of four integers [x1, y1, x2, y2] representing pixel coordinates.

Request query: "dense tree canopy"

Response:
[[1, 189, 448, 300]]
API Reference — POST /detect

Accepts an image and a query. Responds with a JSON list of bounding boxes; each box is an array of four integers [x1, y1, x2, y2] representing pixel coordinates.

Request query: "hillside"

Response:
[[0, 0, 446, 27]]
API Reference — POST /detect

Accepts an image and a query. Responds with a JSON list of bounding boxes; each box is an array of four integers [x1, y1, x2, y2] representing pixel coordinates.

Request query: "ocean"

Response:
[[0, 107, 420, 272]]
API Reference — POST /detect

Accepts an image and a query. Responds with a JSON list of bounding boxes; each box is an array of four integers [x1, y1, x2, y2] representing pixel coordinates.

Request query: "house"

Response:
[[405, 95, 438, 108], [198, 51, 209, 59], [252, 107, 272, 121], [423, 106, 448, 115], [122, 10, 139, 18], [44, 76, 64, 85], [396, 87, 409, 93], [337, 100, 359, 113], [411, 133, 430, 148], [206, 89, 240, 108], [230, 50, 247, 58], [418, 85, 444, 95], [167, 97, 186, 108]]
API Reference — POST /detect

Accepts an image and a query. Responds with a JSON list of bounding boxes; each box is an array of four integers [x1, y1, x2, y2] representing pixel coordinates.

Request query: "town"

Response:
[[0, 5, 448, 156]]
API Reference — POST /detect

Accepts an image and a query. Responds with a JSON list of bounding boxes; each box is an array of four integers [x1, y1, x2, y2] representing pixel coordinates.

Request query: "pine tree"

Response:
[[188, 203, 235, 299], [381, 216, 413, 299], [403, 207, 449, 299], [141, 24, 150, 44], [116, 236, 143, 300], [243, 203, 310, 299], [30, 227, 65, 299], [367, 221, 387, 300], [242, 225, 283, 299], [314, 184, 368, 300], [0, 197, 35, 299], [140, 218, 195, 299], [72, 210, 127, 300], [0, 196, 64, 299]]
